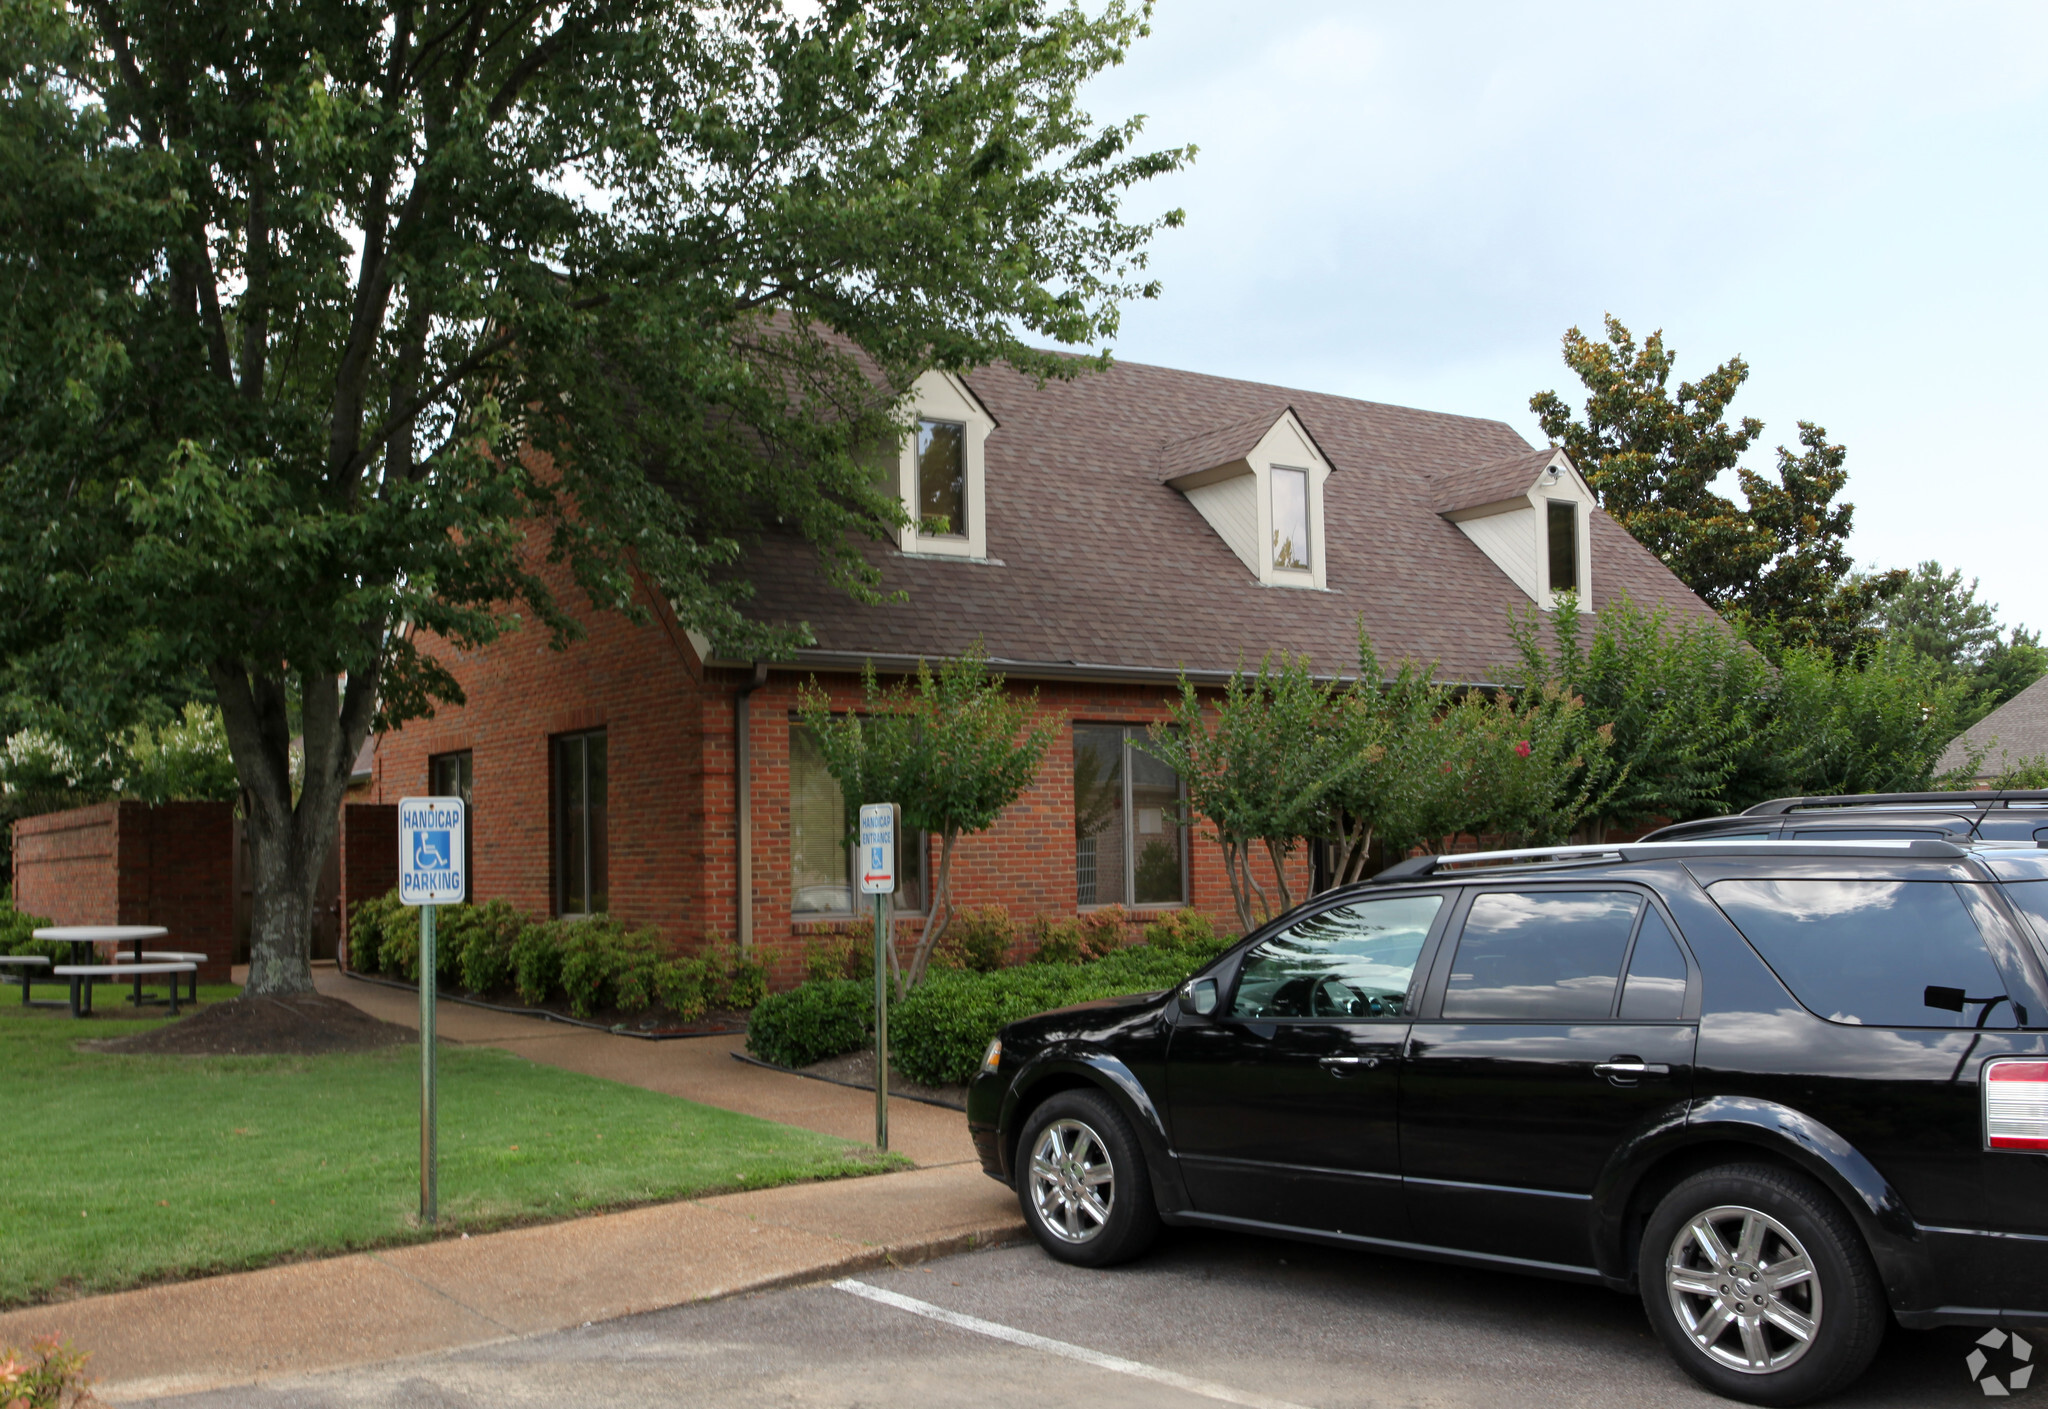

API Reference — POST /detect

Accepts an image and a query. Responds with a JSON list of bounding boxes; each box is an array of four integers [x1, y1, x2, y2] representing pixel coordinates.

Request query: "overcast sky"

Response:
[[1077, 1, 2048, 633]]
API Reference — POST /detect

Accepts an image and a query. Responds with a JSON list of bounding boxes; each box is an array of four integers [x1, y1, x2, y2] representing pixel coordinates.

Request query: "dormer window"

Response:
[[892, 373, 997, 559], [918, 419, 967, 537], [1272, 467, 1310, 571], [1434, 447, 1593, 608], [1546, 501, 1577, 599], [1159, 407, 1332, 590]]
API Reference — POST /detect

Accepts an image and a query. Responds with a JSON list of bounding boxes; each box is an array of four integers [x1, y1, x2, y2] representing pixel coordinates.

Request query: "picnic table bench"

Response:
[[114, 950, 206, 1004], [52, 962, 196, 1018], [0, 954, 61, 1007], [33, 926, 174, 1011]]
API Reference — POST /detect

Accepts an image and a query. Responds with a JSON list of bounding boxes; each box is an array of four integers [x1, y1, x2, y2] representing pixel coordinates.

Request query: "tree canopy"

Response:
[[1867, 561, 2048, 716], [1530, 315, 1889, 656], [0, 0, 1187, 993]]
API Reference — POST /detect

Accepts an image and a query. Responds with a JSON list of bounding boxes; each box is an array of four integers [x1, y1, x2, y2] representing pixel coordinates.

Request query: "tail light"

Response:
[[1985, 1059, 2048, 1152]]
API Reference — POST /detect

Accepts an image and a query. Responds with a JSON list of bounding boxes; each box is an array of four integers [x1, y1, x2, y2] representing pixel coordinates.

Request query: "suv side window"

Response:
[[1709, 879, 2014, 1028], [1618, 907, 1690, 1021], [1230, 894, 1442, 1020], [1442, 891, 1642, 1021]]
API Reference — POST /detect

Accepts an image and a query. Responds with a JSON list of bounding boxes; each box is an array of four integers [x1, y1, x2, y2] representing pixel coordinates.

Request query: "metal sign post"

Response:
[[399, 796, 466, 1226], [858, 802, 898, 1153]]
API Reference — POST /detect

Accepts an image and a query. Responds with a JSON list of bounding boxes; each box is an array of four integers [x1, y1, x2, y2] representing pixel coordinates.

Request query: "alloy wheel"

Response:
[[1665, 1203, 1824, 1375], [1028, 1117, 1116, 1244]]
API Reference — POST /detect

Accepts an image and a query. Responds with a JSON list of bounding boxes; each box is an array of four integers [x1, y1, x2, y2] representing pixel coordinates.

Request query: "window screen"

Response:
[[1547, 500, 1578, 595], [1231, 895, 1442, 1020], [917, 419, 966, 536], [1074, 725, 1185, 906], [790, 727, 851, 914], [1709, 879, 2012, 1028], [428, 750, 473, 903], [1443, 891, 1641, 1021], [1618, 907, 1689, 1021]]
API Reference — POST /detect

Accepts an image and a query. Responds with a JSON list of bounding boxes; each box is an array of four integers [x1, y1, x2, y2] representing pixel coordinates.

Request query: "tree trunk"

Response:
[[904, 830, 959, 994], [211, 662, 379, 998]]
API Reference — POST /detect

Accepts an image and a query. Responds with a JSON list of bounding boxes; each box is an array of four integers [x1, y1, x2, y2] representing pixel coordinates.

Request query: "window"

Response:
[[1443, 890, 1641, 1021], [1074, 725, 1184, 906], [1231, 895, 1442, 1019], [1618, 907, 1690, 1021], [789, 725, 926, 915], [428, 750, 473, 903], [1709, 879, 2013, 1028], [917, 419, 966, 537], [553, 730, 607, 916], [1546, 500, 1577, 596], [1272, 466, 1310, 571]]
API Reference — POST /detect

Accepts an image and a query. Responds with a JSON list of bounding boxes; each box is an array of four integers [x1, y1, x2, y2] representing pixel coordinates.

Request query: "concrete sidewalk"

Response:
[[313, 969, 974, 1168], [0, 974, 1026, 1402]]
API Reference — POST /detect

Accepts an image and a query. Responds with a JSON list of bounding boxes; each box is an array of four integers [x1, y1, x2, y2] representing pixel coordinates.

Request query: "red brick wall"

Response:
[[366, 552, 1307, 991], [338, 803, 398, 969], [12, 801, 236, 981]]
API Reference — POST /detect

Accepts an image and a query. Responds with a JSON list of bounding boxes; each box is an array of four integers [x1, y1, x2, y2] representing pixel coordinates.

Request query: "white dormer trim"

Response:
[[1167, 409, 1332, 590], [1442, 448, 1593, 608], [893, 370, 995, 560]]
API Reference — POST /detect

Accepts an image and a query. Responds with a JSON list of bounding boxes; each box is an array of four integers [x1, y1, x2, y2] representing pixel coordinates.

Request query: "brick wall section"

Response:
[[338, 803, 399, 969], [12, 801, 236, 981], [367, 548, 1307, 991]]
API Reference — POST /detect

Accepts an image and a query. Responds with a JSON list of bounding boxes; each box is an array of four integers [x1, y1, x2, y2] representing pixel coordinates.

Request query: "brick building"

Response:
[[364, 354, 1713, 987]]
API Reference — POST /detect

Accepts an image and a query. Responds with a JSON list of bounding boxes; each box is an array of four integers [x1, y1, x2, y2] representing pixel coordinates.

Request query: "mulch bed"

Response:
[[83, 994, 418, 1056], [800, 1049, 970, 1110]]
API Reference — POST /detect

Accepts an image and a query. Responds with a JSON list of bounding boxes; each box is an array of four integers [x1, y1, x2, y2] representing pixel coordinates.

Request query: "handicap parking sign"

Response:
[[399, 797, 466, 905]]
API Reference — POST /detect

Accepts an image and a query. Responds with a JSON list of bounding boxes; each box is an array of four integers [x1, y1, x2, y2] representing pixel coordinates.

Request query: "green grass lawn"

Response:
[[0, 995, 905, 1307]]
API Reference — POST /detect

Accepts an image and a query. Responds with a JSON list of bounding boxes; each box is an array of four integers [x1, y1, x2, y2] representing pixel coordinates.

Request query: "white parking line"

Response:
[[832, 1278, 1316, 1409]]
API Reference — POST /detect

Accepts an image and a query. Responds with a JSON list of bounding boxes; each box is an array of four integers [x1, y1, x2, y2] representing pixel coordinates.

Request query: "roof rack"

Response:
[[1741, 790, 2048, 816], [1367, 837, 1968, 883]]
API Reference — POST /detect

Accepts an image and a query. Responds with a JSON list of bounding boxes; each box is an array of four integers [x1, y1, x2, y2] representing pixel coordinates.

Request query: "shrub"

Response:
[[938, 906, 1015, 973], [512, 922, 561, 1006], [452, 899, 523, 994], [556, 917, 664, 1018], [1079, 904, 1131, 959], [0, 1334, 93, 1407], [0, 888, 59, 961], [892, 929, 1234, 1085], [747, 978, 874, 1067], [804, 932, 865, 983], [1030, 915, 1087, 965], [1142, 908, 1218, 951]]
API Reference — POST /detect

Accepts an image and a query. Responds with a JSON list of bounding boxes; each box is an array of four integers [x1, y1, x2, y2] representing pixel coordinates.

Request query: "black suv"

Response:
[[1640, 789, 2048, 845], [967, 839, 2048, 1406]]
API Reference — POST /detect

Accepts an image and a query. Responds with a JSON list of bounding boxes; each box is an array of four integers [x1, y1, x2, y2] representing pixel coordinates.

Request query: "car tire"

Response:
[[1015, 1088, 1159, 1267], [1638, 1163, 1886, 1407]]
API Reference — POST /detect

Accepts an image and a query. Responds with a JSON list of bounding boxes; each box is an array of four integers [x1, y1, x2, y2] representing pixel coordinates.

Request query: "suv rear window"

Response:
[[1443, 891, 1641, 1021], [1708, 879, 2013, 1028]]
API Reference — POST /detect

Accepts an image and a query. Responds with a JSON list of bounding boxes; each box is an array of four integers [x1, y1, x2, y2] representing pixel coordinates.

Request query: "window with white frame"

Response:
[[1272, 465, 1311, 571], [917, 419, 967, 538], [1074, 724, 1186, 907]]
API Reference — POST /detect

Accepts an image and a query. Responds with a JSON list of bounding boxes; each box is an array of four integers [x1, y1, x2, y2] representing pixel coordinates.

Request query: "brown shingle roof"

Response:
[[1154, 407, 1290, 483], [1431, 447, 1560, 516], [734, 356, 1714, 684], [1939, 672, 2048, 776]]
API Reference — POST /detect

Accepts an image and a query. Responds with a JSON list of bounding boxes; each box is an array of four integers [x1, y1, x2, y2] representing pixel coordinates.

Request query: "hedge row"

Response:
[[0, 889, 56, 959], [348, 891, 765, 1020], [746, 910, 1233, 1082]]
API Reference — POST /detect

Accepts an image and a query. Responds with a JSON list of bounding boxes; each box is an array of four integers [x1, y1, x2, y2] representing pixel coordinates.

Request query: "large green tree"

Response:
[[1531, 315, 1888, 655], [0, 0, 1187, 997], [1869, 560, 2047, 715]]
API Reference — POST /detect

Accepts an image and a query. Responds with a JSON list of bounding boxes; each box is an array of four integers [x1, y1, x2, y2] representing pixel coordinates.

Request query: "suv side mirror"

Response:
[[1179, 978, 1218, 1018]]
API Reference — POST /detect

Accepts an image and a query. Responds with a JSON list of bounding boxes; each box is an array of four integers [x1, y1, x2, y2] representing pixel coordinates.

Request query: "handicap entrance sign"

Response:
[[858, 803, 897, 895], [399, 797, 467, 905]]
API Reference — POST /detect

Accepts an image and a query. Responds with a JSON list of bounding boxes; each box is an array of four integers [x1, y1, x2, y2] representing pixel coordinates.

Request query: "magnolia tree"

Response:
[[0, 1, 1187, 999], [797, 646, 1054, 995]]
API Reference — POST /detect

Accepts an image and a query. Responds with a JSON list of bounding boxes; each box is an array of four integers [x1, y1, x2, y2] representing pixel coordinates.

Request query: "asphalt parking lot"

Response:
[[151, 1226, 2015, 1408]]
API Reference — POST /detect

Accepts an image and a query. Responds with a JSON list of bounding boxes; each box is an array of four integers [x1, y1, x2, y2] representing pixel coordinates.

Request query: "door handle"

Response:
[[1320, 1055, 1380, 1075], [1593, 1060, 1671, 1084]]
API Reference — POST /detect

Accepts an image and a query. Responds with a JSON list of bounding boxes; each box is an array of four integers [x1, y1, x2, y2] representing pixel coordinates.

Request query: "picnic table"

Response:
[[32, 926, 172, 1010]]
